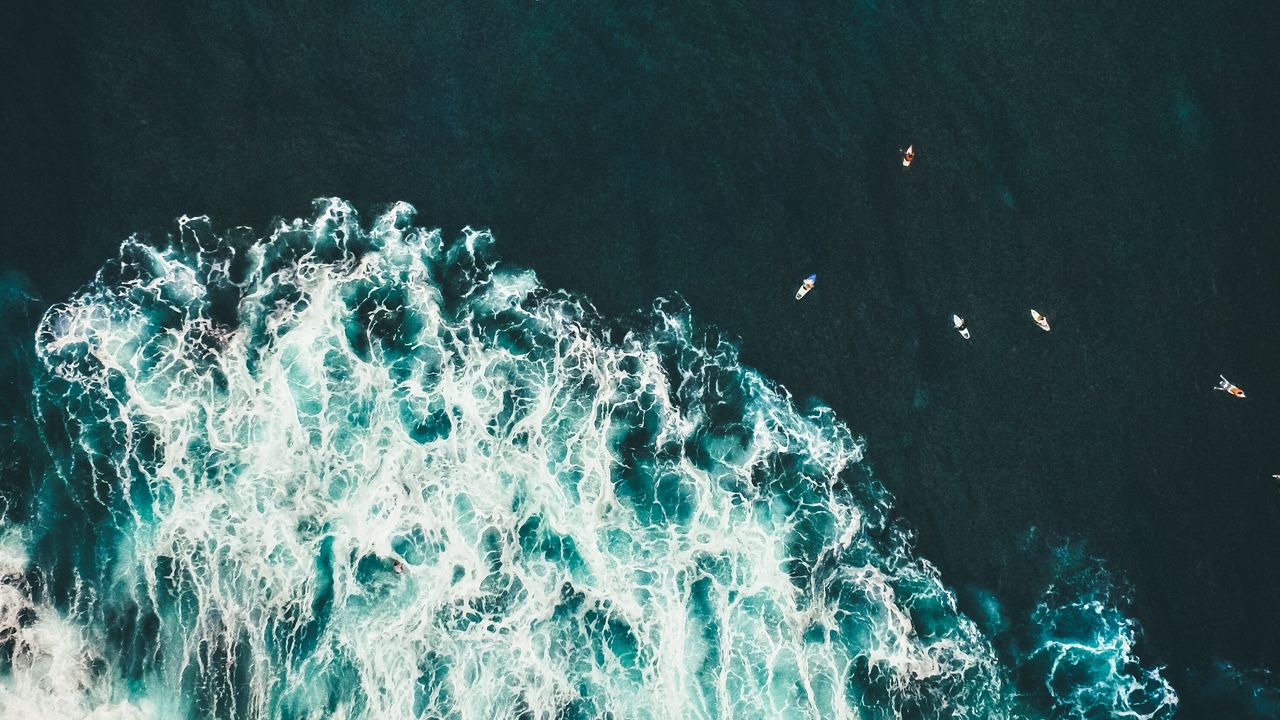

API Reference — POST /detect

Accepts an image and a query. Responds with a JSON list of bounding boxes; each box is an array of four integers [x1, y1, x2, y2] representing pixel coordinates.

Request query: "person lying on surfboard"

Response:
[[795, 274, 816, 300], [1215, 375, 1246, 398]]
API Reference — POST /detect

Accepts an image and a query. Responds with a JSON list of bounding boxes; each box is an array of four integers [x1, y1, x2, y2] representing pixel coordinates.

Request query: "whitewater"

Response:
[[0, 199, 1176, 718]]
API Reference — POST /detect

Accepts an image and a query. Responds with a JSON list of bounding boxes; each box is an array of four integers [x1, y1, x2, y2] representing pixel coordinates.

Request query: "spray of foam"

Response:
[[8, 199, 1178, 718], [1016, 546, 1179, 719]]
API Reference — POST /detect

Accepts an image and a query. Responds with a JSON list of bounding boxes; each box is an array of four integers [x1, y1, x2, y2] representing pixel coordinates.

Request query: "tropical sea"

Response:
[[1, 2, 1278, 718]]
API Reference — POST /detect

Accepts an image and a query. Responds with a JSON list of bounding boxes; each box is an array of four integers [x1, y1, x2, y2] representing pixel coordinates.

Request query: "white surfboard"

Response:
[[795, 274, 816, 300]]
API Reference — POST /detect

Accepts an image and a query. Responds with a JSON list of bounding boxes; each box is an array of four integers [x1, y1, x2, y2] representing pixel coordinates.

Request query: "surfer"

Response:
[[953, 314, 970, 339], [795, 274, 816, 300], [902, 145, 915, 167], [1215, 375, 1246, 398], [1030, 309, 1050, 332]]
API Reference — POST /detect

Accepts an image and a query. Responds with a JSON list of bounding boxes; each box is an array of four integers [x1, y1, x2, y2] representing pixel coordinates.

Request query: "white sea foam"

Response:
[[17, 199, 1176, 719]]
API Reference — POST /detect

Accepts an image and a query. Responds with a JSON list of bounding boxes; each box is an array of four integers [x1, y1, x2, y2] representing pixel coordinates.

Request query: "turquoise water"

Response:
[[0, 201, 1179, 718]]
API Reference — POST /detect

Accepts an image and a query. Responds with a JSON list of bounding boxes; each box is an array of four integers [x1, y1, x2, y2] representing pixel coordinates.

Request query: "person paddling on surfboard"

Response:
[[1215, 375, 1246, 398]]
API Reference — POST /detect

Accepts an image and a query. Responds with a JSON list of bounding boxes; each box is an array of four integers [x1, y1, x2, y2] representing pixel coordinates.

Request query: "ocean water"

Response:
[[0, 201, 1178, 718], [3, 2, 1280, 717]]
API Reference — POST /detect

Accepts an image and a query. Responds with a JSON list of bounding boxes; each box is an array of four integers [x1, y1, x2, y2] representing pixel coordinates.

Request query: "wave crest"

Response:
[[16, 199, 1176, 719]]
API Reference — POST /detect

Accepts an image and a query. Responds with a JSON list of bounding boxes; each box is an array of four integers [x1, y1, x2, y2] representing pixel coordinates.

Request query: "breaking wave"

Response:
[[1, 199, 1179, 718]]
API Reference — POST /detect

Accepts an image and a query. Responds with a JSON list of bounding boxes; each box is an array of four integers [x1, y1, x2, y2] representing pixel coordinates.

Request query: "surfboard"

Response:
[[795, 274, 816, 300]]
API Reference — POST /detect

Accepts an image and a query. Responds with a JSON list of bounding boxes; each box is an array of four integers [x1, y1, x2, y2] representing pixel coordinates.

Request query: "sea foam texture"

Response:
[[11, 199, 1176, 719]]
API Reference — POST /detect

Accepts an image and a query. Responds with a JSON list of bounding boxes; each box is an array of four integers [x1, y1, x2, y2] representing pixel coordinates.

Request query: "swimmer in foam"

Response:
[[1215, 375, 1246, 398]]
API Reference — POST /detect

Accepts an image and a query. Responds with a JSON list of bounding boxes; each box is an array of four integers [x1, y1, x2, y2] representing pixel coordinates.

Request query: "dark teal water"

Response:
[[2, 2, 1279, 716]]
